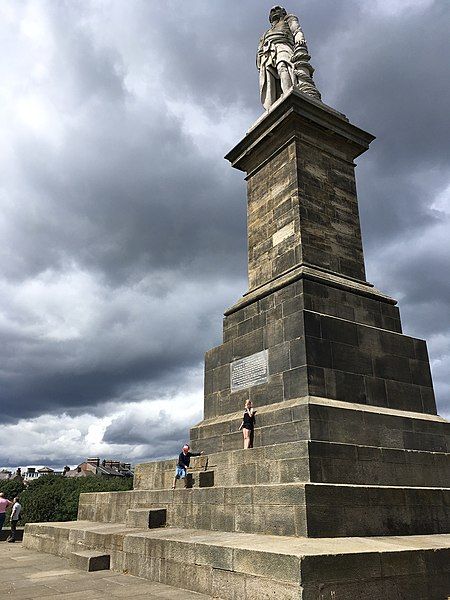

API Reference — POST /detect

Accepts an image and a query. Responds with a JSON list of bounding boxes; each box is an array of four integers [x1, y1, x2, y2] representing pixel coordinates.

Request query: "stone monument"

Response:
[[24, 7, 450, 599]]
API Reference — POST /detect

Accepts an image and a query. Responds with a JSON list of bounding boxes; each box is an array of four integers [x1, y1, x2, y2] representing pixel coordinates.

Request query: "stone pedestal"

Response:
[[191, 89, 436, 451], [23, 90, 450, 599]]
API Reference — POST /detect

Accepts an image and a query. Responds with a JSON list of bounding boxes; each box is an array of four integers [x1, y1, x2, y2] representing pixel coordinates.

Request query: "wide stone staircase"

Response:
[[24, 396, 450, 599]]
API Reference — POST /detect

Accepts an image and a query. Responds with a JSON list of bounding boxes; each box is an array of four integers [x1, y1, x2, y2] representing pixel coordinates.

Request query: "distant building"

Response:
[[21, 466, 63, 481], [0, 467, 23, 482], [64, 457, 133, 478], [0, 469, 12, 481]]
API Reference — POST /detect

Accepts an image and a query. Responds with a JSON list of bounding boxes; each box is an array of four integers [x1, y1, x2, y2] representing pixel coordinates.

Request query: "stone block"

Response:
[[409, 358, 433, 387], [305, 336, 332, 369], [232, 547, 299, 582], [279, 457, 310, 483], [379, 330, 415, 358], [238, 317, 254, 337], [251, 375, 284, 407], [236, 505, 297, 536], [269, 342, 290, 373], [373, 354, 411, 383], [252, 483, 306, 506], [331, 342, 373, 375], [264, 319, 284, 347], [307, 365, 326, 396], [291, 403, 309, 421], [420, 387, 437, 414], [256, 406, 292, 428], [245, 577, 299, 600], [414, 339, 429, 361], [232, 328, 264, 359], [210, 505, 235, 532], [364, 376, 387, 406], [283, 366, 308, 399], [289, 337, 306, 368], [332, 370, 366, 403], [321, 315, 358, 346], [199, 470, 214, 487], [283, 311, 305, 341], [300, 552, 382, 583], [212, 364, 230, 393], [303, 311, 321, 337], [380, 550, 426, 577], [211, 567, 246, 600], [69, 550, 110, 572], [224, 485, 253, 505], [195, 544, 233, 570]]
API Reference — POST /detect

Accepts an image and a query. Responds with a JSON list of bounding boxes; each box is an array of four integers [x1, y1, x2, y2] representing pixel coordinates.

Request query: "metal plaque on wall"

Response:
[[230, 350, 269, 391]]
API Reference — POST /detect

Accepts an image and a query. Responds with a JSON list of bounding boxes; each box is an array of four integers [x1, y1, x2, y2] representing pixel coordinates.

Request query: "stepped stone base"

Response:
[[77, 483, 450, 538], [135, 440, 450, 491], [23, 521, 450, 599], [190, 396, 449, 455]]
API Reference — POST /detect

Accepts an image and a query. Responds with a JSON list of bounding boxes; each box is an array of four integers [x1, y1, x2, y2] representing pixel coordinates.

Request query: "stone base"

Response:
[[191, 396, 449, 455], [201, 278, 436, 427], [23, 521, 450, 599], [78, 483, 450, 538]]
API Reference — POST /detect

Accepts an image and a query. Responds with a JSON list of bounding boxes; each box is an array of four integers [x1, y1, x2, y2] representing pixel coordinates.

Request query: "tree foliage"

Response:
[[0, 475, 133, 524]]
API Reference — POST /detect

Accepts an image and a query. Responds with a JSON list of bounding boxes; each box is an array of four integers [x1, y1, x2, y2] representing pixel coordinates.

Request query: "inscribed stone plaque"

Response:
[[230, 350, 269, 391], [272, 221, 295, 246]]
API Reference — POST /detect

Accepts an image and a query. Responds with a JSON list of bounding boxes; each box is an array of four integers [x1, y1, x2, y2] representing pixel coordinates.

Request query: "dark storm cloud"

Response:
[[0, 0, 449, 464]]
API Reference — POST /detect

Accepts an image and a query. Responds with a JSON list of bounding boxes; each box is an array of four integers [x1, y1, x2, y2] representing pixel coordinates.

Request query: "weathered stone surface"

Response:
[[69, 549, 110, 571], [126, 508, 166, 529], [23, 522, 450, 599]]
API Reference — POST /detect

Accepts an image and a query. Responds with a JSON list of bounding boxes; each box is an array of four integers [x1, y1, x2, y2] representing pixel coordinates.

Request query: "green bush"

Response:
[[0, 478, 26, 501], [0, 475, 133, 525]]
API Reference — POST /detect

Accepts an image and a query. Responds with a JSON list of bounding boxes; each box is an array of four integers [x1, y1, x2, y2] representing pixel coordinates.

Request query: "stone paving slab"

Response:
[[2, 543, 213, 599]]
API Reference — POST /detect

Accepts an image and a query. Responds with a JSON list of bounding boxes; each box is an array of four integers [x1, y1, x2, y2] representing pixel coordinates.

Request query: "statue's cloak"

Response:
[[257, 19, 295, 111]]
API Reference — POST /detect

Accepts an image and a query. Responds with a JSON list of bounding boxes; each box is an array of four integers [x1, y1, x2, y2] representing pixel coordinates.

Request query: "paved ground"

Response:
[[1, 542, 213, 600]]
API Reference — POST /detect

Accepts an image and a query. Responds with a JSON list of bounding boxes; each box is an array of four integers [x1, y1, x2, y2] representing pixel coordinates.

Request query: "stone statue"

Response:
[[257, 5, 321, 110]]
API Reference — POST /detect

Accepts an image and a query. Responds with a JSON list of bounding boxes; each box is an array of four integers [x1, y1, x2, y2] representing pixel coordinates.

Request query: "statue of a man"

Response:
[[257, 5, 321, 110]]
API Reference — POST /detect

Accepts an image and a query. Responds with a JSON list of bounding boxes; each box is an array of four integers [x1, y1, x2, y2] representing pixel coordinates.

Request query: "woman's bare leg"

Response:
[[243, 428, 250, 449]]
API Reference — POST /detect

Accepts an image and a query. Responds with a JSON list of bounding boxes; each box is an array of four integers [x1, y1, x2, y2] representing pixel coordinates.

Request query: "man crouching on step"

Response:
[[172, 444, 204, 489]]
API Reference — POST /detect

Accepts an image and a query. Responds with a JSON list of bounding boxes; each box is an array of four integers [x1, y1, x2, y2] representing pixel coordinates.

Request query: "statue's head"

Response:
[[269, 5, 287, 23]]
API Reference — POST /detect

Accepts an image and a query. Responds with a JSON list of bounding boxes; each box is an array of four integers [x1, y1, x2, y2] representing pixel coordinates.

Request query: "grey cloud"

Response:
[[104, 410, 189, 447]]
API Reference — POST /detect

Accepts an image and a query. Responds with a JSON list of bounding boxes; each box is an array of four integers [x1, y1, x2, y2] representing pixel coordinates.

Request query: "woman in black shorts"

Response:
[[239, 400, 256, 448]]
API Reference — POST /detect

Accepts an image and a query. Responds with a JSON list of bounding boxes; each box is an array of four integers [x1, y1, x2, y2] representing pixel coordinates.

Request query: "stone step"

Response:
[[78, 482, 450, 538], [190, 396, 450, 454], [135, 440, 450, 490], [23, 521, 450, 599], [126, 508, 167, 528], [69, 549, 110, 571]]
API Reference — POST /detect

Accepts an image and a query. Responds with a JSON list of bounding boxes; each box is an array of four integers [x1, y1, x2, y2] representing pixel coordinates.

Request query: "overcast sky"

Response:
[[0, 0, 449, 469]]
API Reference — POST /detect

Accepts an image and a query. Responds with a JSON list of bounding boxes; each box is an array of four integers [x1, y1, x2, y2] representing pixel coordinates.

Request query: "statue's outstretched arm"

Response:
[[286, 14, 306, 47]]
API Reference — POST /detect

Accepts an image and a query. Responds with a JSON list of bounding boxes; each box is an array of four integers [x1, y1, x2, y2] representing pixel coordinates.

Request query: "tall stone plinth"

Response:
[[23, 90, 450, 599]]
